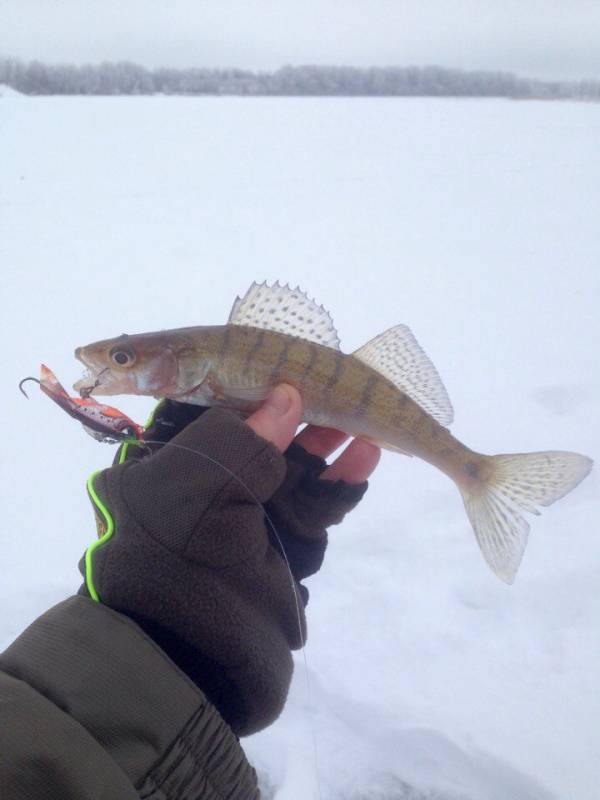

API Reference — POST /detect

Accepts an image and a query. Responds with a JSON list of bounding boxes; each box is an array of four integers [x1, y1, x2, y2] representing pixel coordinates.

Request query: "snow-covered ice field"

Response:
[[1, 95, 599, 799]]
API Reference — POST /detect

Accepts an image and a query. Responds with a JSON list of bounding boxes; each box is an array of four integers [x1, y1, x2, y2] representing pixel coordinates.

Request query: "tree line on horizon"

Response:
[[1, 57, 599, 99]]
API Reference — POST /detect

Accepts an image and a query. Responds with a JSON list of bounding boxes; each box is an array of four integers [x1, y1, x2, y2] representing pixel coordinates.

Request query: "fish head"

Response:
[[73, 332, 180, 398]]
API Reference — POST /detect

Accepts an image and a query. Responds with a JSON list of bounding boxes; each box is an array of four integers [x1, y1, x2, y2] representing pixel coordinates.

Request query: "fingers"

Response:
[[247, 391, 381, 481], [321, 438, 381, 484], [294, 425, 348, 458], [295, 424, 381, 484], [245, 384, 303, 452]]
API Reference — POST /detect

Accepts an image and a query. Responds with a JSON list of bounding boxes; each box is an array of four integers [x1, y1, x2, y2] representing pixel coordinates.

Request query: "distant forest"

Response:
[[1, 57, 599, 99]]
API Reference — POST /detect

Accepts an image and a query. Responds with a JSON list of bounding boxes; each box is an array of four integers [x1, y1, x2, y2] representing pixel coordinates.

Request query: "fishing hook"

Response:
[[19, 376, 40, 399], [79, 367, 109, 399]]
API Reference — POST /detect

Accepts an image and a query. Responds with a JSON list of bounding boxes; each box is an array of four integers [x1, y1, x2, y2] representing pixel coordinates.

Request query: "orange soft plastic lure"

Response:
[[20, 364, 144, 444]]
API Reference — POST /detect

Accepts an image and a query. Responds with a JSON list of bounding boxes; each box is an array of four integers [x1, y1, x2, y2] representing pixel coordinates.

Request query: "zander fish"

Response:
[[74, 281, 593, 583]]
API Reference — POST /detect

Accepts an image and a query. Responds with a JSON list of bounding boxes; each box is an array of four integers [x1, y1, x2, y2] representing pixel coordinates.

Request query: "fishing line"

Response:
[[19, 375, 323, 793], [142, 437, 324, 799]]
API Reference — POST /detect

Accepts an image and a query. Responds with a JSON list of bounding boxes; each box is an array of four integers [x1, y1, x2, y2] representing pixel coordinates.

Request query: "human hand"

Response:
[[118, 385, 381, 585], [83, 386, 379, 735], [245, 383, 381, 483], [244, 384, 380, 583]]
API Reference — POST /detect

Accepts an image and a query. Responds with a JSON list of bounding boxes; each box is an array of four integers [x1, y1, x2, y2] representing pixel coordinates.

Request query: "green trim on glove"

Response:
[[115, 399, 165, 464], [84, 470, 115, 602]]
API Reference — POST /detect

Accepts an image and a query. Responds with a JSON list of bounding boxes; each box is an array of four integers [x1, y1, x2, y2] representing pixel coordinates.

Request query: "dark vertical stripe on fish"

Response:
[[413, 408, 431, 436], [271, 338, 291, 381], [241, 328, 266, 379], [299, 342, 319, 382], [389, 393, 410, 428], [322, 350, 345, 403], [355, 373, 378, 418], [219, 326, 232, 359], [391, 413, 408, 430]]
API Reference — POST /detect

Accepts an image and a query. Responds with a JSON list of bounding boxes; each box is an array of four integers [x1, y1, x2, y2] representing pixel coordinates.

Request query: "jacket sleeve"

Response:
[[0, 596, 259, 800]]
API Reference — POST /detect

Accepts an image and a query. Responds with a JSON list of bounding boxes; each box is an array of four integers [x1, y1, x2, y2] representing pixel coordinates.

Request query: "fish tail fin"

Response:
[[457, 451, 593, 583]]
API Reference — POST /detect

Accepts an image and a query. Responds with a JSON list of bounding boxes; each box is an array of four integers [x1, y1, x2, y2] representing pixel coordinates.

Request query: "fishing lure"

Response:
[[19, 364, 144, 444]]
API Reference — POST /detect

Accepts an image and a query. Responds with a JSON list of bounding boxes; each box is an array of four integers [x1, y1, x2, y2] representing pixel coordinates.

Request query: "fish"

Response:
[[21, 364, 144, 444], [73, 281, 593, 583]]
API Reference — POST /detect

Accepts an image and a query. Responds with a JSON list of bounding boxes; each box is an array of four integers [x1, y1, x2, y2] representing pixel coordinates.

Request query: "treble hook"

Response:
[[19, 376, 41, 399], [79, 367, 109, 399]]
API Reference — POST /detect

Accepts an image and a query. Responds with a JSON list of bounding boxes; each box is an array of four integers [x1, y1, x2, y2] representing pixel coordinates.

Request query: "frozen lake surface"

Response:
[[2, 95, 599, 799]]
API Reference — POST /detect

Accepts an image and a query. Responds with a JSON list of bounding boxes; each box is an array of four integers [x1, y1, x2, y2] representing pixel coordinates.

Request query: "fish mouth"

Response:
[[73, 342, 179, 398], [73, 367, 105, 397], [73, 347, 111, 397], [73, 345, 150, 397]]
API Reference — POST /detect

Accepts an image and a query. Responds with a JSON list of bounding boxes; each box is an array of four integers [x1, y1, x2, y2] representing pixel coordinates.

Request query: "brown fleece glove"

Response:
[[123, 400, 367, 587], [81, 403, 367, 736]]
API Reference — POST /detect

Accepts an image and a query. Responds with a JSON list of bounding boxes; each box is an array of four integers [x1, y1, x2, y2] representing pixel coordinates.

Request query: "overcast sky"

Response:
[[2, 0, 600, 80]]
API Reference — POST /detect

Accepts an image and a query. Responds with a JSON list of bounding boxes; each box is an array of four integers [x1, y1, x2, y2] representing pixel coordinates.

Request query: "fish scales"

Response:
[[73, 280, 593, 584], [217, 325, 455, 465], [219, 327, 314, 397], [156, 324, 404, 441]]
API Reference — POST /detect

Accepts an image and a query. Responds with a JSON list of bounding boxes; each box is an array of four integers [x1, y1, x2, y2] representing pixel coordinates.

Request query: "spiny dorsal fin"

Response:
[[228, 281, 340, 349], [353, 324, 454, 425]]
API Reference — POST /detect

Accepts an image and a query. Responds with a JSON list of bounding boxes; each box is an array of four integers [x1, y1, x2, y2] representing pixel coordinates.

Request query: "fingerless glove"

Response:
[[82, 403, 367, 735]]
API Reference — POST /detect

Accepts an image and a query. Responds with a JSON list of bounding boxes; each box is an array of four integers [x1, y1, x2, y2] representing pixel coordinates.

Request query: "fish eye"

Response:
[[109, 345, 136, 368]]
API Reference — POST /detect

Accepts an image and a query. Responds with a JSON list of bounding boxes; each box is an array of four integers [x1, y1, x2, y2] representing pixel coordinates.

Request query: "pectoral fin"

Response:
[[357, 435, 413, 456], [219, 384, 271, 403]]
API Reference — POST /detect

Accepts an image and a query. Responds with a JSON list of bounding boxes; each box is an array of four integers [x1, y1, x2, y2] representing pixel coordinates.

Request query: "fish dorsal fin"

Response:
[[228, 281, 340, 349], [353, 325, 454, 425]]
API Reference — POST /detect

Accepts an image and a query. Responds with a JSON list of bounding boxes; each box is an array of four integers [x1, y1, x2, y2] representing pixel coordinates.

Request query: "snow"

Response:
[[1, 95, 599, 799], [0, 83, 25, 98]]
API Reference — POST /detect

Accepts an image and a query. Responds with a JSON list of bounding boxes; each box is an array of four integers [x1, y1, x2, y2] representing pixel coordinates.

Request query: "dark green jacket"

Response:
[[0, 406, 367, 798], [0, 596, 259, 798]]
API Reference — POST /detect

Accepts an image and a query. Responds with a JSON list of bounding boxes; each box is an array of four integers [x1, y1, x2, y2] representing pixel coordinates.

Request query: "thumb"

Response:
[[246, 384, 303, 452]]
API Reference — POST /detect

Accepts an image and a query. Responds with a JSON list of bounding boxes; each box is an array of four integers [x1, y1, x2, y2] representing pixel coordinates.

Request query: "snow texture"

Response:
[[0, 83, 25, 98], [1, 95, 599, 799]]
